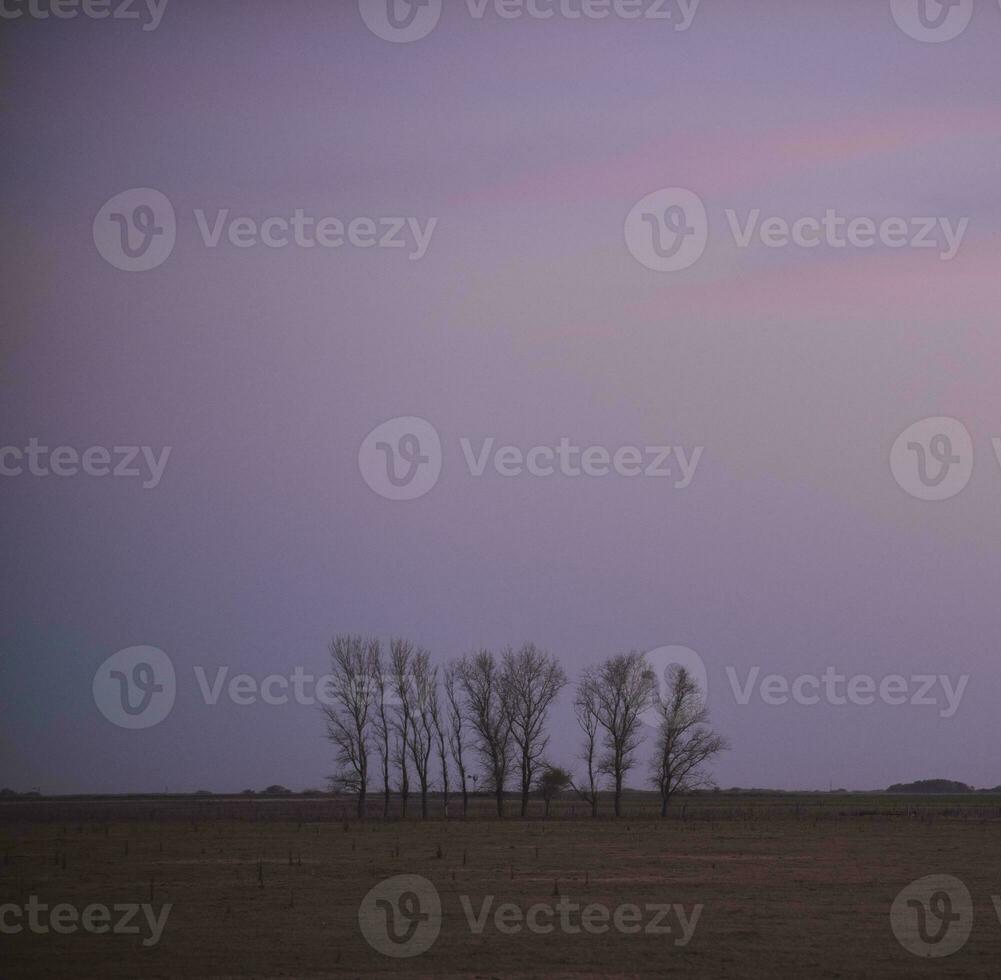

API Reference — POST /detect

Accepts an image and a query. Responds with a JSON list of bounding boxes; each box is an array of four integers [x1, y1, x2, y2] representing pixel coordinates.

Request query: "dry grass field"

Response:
[[2, 795, 1001, 978]]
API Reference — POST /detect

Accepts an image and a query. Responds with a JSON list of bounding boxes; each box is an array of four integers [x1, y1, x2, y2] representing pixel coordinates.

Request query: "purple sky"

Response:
[[3, 0, 1001, 794]]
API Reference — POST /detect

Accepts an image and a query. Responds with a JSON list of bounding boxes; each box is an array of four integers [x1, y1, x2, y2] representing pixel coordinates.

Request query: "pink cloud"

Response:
[[450, 107, 1001, 208]]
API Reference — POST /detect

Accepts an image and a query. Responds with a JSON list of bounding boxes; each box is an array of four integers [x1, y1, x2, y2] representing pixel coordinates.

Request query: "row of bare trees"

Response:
[[323, 637, 727, 819]]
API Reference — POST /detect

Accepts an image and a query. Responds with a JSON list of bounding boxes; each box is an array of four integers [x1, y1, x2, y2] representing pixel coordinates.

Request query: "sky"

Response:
[[2, 0, 1001, 795]]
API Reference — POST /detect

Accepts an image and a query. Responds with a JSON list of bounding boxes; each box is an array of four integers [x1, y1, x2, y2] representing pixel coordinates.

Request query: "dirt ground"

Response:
[[2, 798, 1000, 978]]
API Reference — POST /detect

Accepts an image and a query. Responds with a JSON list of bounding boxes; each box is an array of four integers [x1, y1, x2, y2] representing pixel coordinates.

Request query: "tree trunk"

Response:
[[495, 785, 504, 818], [520, 755, 530, 817], [382, 755, 390, 820], [399, 745, 410, 819]]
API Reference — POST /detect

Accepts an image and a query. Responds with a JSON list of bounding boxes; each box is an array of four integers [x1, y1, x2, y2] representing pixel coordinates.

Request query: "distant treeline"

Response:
[[886, 779, 1001, 794]]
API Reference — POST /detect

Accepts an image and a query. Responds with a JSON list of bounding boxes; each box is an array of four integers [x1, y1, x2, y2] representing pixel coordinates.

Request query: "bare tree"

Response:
[[536, 764, 572, 819], [570, 668, 602, 818], [593, 651, 657, 817], [390, 638, 414, 818], [650, 665, 729, 816], [443, 661, 469, 817], [322, 634, 377, 819], [408, 650, 437, 819], [429, 667, 450, 818], [502, 644, 567, 817], [369, 642, 392, 819], [459, 649, 513, 818]]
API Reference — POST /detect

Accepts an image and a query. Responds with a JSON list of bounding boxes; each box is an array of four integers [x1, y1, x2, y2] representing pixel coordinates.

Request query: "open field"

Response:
[[2, 795, 1001, 978]]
